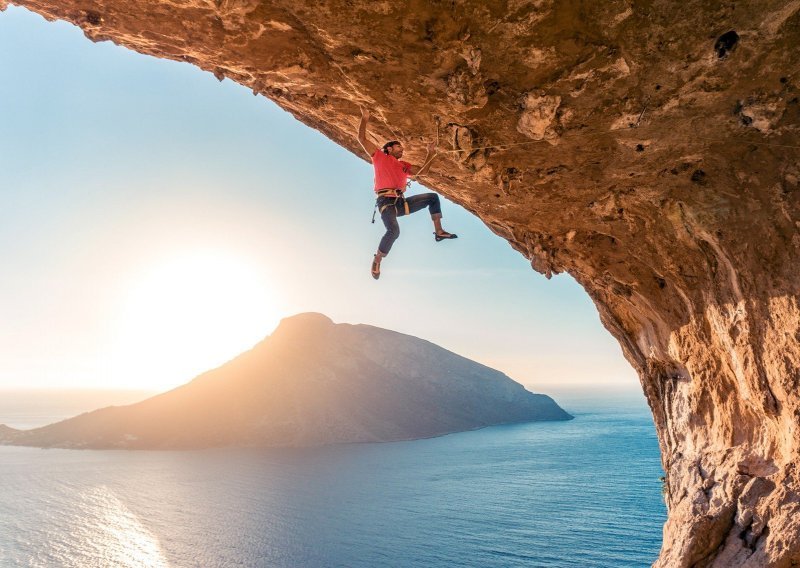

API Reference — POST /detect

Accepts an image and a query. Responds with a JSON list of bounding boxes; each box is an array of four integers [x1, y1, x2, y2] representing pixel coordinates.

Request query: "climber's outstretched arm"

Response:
[[357, 107, 379, 159], [410, 142, 437, 178]]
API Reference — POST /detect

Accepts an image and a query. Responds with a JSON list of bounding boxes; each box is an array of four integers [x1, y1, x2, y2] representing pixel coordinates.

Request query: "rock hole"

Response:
[[655, 84, 662, 91], [545, 165, 567, 176], [635, 144, 645, 152], [656, 277, 666, 289], [714, 30, 739, 58], [423, 20, 436, 42], [85, 11, 102, 25], [780, 77, 788, 84], [494, 193, 501, 198], [611, 282, 631, 297], [485, 81, 501, 96], [691, 169, 707, 185]]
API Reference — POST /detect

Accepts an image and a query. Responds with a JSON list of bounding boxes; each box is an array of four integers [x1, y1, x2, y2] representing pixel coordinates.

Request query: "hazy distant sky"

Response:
[[0, 6, 638, 392]]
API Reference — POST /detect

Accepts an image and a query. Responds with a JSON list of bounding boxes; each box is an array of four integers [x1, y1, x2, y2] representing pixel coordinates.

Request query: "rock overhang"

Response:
[[4, 1, 800, 565]]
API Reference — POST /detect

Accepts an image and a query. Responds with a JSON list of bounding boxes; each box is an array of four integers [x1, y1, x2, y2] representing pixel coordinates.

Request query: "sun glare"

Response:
[[111, 251, 279, 391]]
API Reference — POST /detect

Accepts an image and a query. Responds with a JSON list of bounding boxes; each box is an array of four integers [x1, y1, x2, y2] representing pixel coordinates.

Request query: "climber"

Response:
[[357, 106, 457, 280]]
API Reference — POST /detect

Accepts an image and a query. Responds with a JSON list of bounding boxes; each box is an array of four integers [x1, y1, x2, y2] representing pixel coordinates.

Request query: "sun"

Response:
[[111, 250, 279, 391]]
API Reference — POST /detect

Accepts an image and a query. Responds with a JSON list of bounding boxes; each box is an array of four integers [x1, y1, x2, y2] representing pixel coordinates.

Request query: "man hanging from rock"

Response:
[[357, 106, 457, 280]]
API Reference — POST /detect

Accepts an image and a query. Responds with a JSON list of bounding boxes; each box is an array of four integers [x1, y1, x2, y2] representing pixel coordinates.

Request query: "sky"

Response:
[[0, 6, 639, 394]]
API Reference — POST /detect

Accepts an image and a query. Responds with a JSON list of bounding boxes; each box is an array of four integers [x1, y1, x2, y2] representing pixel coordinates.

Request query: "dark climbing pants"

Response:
[[377, 192, 442, 255]]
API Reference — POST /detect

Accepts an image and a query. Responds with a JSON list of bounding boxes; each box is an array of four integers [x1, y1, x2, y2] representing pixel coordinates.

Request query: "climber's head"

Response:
[[382, 141, 403, 158]]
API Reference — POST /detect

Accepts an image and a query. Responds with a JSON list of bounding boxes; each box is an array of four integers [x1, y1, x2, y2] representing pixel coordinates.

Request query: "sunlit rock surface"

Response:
[[0, 313, 570, 448], [4, 1, 800, 565]]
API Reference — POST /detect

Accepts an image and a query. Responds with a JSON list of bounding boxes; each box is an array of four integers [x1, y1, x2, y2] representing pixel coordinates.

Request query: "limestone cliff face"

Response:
[[5, 1, 799, 565]]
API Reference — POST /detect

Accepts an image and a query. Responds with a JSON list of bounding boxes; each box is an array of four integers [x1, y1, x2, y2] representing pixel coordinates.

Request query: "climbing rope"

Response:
[[430, 118, 800, 154], [357, 98, 800, 160]]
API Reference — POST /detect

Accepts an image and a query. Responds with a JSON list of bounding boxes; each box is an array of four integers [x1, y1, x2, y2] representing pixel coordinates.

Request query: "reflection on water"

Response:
[[80, 487, 169, 568], [1, 481, 169, 568], [0, 396, 666, 568]]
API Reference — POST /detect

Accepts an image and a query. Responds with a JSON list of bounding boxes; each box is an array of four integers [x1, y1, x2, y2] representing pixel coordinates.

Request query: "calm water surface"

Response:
[[0, 391, 666, 567]]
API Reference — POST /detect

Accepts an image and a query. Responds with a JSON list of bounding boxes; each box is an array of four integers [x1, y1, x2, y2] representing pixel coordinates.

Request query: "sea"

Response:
[[0, 389, 666, 568]]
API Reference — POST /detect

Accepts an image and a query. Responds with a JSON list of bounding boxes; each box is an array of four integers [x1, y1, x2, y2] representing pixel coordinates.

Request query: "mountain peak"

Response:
[[280, 312, 334, 326], [270, 312, 335, 342]]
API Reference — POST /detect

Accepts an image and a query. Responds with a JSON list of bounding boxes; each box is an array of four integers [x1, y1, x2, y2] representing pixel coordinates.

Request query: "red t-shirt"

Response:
[[372, 149, 412, 193]]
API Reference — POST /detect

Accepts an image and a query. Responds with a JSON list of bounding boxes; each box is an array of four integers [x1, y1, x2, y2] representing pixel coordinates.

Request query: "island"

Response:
[[0, 313, 571, 449]]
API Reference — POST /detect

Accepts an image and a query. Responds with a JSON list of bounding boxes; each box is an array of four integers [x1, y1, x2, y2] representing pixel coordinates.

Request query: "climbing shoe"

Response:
[[371, 255, 381, 280], [434, 231, 458, 242]]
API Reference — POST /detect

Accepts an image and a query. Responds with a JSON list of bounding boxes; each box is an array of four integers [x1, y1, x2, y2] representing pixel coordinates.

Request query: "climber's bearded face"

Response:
[[388, 143, 404, 158]]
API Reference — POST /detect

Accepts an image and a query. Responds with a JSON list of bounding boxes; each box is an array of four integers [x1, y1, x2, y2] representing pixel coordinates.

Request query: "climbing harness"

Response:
[[371, 178, 413, 223], [371, 189, 409, 223]]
